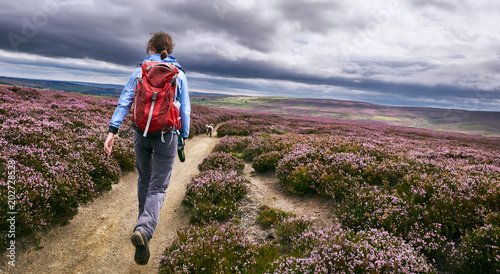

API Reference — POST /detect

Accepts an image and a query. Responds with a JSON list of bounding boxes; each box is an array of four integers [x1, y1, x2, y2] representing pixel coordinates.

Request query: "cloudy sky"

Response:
[[1, 0, 499, 111]]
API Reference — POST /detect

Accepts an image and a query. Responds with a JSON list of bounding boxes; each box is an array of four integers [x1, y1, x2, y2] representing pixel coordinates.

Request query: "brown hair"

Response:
[[146, 31, 175, 60]]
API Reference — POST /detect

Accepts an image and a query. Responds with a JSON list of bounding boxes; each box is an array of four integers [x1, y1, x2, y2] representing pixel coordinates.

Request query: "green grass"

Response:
[[256, 205, 296, 228], [190, 95, 500, 137], [372, 115, 404, 122]]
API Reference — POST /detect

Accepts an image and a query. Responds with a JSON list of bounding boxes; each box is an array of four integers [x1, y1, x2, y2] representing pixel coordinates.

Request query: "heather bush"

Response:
[[0, 86, 234, 248], [247, 117, 287, 135], [337, 184, 466, 265], [336, 186, 414, 236], [486, 212, 500, 226], [275, 144, 328, 194], [364, 158, 412, 186], [164, 107, 500, 272], [256, 205, 296, 229], [182, 170, 248, 223], [217, 119, 251, 136], [398, 170, 492, 238], [159, 222, 279, 273], [0, 87, 133, 245], [333, 155, 499, 267], [212, 135, 249, 155], [160, 221, 435, 274], [198, 152, 245, 174], [273, 136, 377, 195], [280, 165, 318, 194], [275, 217, 314, 253], [318, 152, 377, 198], [276, 149, 373, 196], [448, 224, 500, 273], [242, 136, 273, 161], [241, 116, 500, 271], [252, 151, 283, 172], [110, 138, 136, 172], [272, 226, 436, 273], [243, 134, 304, 161]]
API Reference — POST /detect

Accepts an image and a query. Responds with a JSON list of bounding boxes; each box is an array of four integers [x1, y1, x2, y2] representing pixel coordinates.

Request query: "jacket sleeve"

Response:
[[177, 70, 191, 139], [108, 67, 141, 133]]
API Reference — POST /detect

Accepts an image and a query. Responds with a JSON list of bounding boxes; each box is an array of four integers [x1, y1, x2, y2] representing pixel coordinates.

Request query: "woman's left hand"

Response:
[[104, 133, 115, 155]]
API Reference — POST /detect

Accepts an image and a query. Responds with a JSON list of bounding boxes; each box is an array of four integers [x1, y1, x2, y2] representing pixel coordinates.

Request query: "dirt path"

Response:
[[5, 133, 218, 274], [2, 131, 336, 273], [239, 163, 337, 244]]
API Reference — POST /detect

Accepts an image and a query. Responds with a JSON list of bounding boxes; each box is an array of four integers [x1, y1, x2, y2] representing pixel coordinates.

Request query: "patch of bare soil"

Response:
[[239, 163, 337, 244]]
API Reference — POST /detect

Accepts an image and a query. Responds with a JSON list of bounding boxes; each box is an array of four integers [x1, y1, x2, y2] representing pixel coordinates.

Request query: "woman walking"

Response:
[[104, 31, 190, 265]]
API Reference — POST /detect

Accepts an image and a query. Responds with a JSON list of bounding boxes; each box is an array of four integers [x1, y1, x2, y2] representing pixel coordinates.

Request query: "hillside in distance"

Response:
[[2, 75, 497, 137], [191, 94, 500, 137], [0, 76, 123, 96], [0, 76, 219, 98]]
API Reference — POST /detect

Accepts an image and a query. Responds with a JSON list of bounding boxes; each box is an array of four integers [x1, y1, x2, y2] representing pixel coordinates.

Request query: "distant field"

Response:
[[191, 95, 500, 137], [0, 76, 123, 96]]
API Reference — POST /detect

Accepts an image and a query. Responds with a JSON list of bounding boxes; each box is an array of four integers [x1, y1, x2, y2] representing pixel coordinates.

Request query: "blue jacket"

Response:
[[108, 54, 191, 139]]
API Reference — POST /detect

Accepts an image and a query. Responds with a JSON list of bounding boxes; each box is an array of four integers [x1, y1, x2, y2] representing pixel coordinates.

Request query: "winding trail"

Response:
[[3, 130, 337, 274], [239, 164, 337, 244], [7, 133, 218, 274]]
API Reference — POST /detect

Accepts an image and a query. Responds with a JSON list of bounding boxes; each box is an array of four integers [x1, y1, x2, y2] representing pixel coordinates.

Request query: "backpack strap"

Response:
[[119, 122, 135, 139], [119, 75, 141, 139]]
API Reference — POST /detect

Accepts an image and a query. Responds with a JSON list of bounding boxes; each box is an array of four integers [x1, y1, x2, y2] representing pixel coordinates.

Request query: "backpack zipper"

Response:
[[147, 63, 174, 72]]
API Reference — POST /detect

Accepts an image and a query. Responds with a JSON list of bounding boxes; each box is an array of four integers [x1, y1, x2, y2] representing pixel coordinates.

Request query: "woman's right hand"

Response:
[[104, 132, 115, 155]]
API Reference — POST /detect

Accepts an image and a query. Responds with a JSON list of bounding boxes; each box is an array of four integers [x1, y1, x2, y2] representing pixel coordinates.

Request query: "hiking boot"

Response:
[[131, 229, 150, 265]]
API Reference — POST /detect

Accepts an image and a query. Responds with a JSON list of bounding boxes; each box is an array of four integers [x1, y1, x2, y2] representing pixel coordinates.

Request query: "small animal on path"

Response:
[[205, 123, 214, 137]]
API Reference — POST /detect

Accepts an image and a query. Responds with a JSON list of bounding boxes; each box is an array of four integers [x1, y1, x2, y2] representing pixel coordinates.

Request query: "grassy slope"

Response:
[[192, 95, 500, 137]]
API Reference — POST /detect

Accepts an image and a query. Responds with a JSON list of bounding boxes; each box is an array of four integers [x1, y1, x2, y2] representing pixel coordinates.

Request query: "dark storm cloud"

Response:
[[340, 59, 439, 78], [482, 59, 500, 73], [0, 0, 499, 111], [410, 0, 458, 11], [0, 0, 276, 62], [181, 54, 500, 105], [0, 0, 147, 65], [158, 1, 279, 53], [275, 1, 343, 33], [0, 0, 346, 62]]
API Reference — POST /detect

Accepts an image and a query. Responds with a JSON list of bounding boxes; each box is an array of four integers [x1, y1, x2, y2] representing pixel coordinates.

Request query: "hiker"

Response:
[[103, 31, 190, 265], [205, 123, 214, 137]]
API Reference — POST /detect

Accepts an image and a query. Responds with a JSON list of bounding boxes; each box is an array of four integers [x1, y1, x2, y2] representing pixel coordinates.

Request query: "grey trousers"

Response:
[[133, 130, 177, 241]]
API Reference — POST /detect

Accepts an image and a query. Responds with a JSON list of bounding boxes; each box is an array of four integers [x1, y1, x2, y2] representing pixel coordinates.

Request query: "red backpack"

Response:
[[132, 61, 181, 137]]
